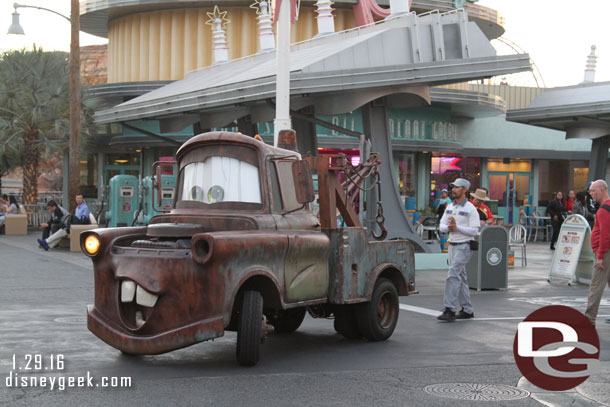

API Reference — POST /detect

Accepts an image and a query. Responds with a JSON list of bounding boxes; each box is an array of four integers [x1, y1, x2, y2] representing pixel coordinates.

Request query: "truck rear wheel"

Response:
[[236, 290, 263, 366], [333, 305, 362, 339], [270, 308, 306, 334], [356, 278, 399, 341]]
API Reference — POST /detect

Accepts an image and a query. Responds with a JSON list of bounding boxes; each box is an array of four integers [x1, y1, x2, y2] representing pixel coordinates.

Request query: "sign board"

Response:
[[548, 214, 594, 285]]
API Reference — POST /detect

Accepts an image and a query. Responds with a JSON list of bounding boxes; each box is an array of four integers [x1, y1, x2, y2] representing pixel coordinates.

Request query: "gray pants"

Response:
[[585, 250, 610, 326], [443, 243, 474, 313]]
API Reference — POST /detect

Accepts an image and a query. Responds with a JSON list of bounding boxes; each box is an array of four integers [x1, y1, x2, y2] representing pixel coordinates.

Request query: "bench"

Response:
[[5, 205, 27, 235], [56, 214, 98, 251], [69, 213, 99, 252]]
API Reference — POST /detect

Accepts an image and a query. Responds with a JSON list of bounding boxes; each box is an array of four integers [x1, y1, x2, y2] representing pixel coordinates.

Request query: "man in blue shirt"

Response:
[[38, 194, 91, 251], [72, 193, 91, 225]]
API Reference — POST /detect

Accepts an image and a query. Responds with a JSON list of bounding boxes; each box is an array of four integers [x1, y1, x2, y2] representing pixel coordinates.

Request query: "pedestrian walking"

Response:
[[547, 191, 568, 250], [437, 178, 480, 322], [584, 179, 610, 326]]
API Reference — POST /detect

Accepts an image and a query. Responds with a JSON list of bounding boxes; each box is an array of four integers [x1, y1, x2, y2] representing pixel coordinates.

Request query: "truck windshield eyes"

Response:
[[180, 157, 261, 205], [207, 185, 225, 203]]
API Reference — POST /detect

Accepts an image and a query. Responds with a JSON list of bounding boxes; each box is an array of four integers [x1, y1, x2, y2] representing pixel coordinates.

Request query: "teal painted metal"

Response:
[[141, 174, 176, 224], [105, 175, 139, 227]]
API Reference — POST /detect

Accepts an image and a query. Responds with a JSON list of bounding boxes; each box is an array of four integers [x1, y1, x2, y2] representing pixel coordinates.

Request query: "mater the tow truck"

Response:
[[82, 132, 416, 366]]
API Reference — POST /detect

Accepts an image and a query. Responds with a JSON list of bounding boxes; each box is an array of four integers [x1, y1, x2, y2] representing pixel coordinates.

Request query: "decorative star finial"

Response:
[[250, 0, 272, 16], [205, 6, 229, 29], [250, 0, 262, 15]]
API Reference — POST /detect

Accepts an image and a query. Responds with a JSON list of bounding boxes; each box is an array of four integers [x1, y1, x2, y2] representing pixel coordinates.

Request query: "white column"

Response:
[[315, 0, 335, 37], [257, 1, 275, 52], [212, 18, 229, 64], [387, 0, 410, 20], [583, 45, 597, 83], [273, 0, 292, 146]]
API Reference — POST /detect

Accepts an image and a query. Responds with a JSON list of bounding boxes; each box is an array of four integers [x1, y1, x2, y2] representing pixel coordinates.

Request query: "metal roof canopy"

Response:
[[507, 82, 610, 182], [507, 82, 610, 138], [95, 10, 530, 130]]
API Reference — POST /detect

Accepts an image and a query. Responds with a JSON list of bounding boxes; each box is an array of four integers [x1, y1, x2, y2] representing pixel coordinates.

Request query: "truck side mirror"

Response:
[[292, 160, 315, 204]]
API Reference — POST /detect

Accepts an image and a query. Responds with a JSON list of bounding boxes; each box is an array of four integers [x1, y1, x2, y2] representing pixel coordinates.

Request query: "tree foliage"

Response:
[[0, 48, 97, 204]]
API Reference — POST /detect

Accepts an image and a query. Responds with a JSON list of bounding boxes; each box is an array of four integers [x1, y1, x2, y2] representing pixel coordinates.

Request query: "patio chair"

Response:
[[509, 224, 527, 267]]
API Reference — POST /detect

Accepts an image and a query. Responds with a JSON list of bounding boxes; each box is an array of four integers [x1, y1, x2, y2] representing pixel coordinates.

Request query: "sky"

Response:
[[0, 0, 608, 88], [477, 0, 609, 87]]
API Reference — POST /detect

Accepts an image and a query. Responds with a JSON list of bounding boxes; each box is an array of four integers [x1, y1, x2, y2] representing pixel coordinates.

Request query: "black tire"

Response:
[[270, 308, 306, 334], [333, 305, 362, 339], [236, 290, 263, 366], [356, 278, 399, 341]]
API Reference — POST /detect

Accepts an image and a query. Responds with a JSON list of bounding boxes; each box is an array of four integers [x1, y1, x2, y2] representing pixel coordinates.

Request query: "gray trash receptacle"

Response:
[[466, 226, 509, 291]]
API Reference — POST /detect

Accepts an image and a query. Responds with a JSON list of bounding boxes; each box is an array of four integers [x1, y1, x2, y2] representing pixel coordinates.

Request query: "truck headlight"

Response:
[[84, 234, 101, 255]]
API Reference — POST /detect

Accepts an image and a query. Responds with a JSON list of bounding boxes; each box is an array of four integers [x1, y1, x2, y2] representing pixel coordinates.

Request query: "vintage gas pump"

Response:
[[140, 174, 176, 224], [105, 175, 139, 227]]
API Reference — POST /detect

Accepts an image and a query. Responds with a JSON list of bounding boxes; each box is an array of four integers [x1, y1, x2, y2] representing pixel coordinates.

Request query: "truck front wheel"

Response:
[[356, 278, 399, 341], [236, 290, 263, 366]]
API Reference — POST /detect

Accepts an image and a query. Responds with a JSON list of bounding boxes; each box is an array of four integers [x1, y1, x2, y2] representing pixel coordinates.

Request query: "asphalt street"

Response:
[[0, 233, 609, 406]]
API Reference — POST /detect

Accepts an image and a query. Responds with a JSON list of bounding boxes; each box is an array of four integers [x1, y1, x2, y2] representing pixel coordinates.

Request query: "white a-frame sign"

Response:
[[548, 214, 594, 285]]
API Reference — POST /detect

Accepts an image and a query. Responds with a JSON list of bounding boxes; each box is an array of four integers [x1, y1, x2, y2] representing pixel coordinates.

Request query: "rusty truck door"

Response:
[[283, 231, 330, 303]]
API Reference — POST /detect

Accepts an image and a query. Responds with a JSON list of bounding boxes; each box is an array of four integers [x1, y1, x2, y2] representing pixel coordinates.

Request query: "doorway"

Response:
[[488, 172, 531, 225]]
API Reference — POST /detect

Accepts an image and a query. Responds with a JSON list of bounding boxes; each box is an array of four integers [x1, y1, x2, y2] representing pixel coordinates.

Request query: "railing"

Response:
[[22, 200, 105, 228]]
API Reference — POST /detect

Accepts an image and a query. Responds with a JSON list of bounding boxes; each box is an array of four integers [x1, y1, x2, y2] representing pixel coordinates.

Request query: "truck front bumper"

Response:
[[87, 305, 224, 355]]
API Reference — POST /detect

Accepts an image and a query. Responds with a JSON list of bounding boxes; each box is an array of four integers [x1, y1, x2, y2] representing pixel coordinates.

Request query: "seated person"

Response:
[[0, 194, 20, 228], [71, 193, 91, 225], [37, 194, 91, 251]]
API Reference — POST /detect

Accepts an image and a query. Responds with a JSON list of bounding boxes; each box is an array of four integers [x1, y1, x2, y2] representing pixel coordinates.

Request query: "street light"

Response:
[[8, 2, 81, 213]]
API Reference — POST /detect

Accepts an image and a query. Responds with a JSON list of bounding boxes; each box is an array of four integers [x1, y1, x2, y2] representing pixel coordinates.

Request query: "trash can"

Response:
[[466, 226, 509, 291]]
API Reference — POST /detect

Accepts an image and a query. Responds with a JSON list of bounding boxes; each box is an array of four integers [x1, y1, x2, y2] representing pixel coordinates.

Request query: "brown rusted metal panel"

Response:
[[84, 132, 415, 357]]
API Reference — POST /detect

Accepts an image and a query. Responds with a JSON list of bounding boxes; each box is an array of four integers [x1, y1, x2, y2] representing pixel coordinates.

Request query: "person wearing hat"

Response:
[[437, 178, 480, 322], [471, 188, 494, 225]]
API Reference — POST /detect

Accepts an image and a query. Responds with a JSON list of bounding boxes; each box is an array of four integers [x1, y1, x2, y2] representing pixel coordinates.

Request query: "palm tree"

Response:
[[0, 150, 21, 195], [0, 48, 96, 205]]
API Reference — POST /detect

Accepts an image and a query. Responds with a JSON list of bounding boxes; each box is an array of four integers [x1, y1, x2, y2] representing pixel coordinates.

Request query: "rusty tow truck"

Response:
[[82, 132, 416, 366]]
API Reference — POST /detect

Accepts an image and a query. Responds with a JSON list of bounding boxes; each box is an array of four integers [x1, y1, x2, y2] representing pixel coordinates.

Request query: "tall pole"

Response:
[[68, 0, 81, 212], [273, 0, 292, 147]]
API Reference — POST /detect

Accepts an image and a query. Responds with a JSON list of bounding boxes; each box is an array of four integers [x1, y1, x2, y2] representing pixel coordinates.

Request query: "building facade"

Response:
[[78, 0, 591, 231]]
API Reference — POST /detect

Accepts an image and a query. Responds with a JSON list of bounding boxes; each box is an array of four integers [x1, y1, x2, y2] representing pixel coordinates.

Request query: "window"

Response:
[[270, 161, 283, 211], [538, 160, 588, 206], [274, 160, 301, 212], [179, 156, 261, 206], [430, 156, 480, 198], [397, 153, 416, 199]]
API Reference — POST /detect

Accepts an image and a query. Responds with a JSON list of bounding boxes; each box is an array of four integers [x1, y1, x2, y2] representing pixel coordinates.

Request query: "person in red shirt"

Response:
[[585, 179, 610, 326], [470, 188, 494, 225], [566, 190, 576, 213]]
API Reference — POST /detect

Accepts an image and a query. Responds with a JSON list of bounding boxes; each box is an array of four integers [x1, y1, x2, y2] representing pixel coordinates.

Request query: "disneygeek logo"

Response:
[[513, 305, 600, 391]]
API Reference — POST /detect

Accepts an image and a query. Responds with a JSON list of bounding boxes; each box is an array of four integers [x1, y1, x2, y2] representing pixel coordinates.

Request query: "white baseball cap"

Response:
[[450, 178, 471, 190]]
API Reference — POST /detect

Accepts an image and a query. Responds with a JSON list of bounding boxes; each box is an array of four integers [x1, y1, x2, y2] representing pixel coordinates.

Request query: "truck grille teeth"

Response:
[[121, 281, 136, 302], [121, 280, 158, 307]]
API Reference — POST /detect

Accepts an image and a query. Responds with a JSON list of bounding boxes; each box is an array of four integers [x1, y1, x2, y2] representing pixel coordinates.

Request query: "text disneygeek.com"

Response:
[[4, 354, 132, 391]]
